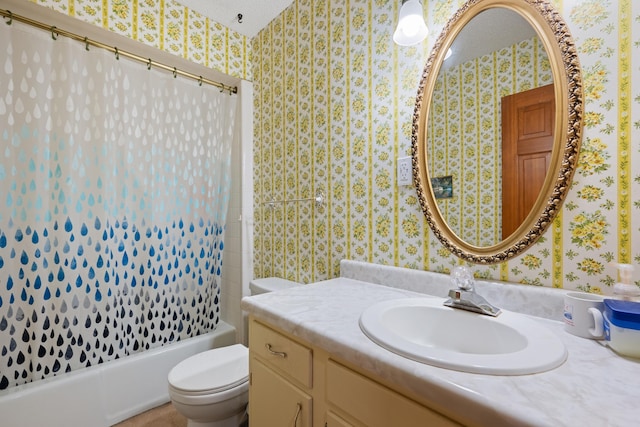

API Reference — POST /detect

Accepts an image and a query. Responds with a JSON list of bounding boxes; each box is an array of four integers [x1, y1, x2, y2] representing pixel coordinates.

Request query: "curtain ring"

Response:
[[84, 37, 90, 51], [198, 76, 203, 86], [114, 47, 119, 60], [4, 11, 12, 25], [173, 67, 177, 78], [51, 26, 58, 40], [147, 58, 152, 70]]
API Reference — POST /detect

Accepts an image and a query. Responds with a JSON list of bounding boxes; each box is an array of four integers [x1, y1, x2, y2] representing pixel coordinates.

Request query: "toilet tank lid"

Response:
[[249, 277, 301, 294], [168, 344, 248, 393]]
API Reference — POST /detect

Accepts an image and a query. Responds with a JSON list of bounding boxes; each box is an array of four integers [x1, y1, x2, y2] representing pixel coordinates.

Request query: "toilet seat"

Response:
[[168, 344, 248, 396]]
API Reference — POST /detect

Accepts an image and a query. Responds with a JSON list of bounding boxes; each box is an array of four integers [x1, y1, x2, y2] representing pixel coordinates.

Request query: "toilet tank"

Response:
[[249, 277, 301, 295]]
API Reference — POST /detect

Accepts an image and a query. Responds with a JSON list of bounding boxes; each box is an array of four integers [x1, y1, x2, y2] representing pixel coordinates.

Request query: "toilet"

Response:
[[167, 277, 301, 427]]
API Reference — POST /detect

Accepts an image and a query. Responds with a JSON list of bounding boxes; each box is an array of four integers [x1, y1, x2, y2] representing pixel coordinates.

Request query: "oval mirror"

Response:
[[412, 0, 583, 264]]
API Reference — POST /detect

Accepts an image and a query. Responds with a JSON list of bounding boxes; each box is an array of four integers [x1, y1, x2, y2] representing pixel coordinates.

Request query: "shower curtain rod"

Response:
[[0, 8, 238, 95]]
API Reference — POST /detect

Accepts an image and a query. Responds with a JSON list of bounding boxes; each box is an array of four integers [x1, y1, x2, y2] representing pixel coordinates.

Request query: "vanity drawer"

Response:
[[249, 319, 312, 388], [326, 360, 460, 427]]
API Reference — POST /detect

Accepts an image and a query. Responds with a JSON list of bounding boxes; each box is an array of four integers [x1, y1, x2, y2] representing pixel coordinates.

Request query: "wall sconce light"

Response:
[[393, 0, 428, 46]]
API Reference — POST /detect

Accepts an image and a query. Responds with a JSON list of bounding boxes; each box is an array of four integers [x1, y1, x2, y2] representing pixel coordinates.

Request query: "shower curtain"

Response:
[[0, 21, 236, 390]]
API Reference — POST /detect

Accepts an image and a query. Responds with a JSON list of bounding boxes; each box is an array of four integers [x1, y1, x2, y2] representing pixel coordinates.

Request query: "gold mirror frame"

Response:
[[411, 0, 583, 264]]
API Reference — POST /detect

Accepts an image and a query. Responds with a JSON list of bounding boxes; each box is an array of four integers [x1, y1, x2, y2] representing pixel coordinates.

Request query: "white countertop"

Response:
[[241, 277, 640, 427]]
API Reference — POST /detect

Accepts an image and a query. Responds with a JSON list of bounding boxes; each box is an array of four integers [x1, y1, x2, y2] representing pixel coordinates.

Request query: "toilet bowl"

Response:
[[168, 277, 301, 427], [168, 344, 249, 427]]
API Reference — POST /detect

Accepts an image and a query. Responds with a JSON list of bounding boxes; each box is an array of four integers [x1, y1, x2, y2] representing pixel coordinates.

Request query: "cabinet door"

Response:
[[250, 357, 312, 427], [326, 361, 460, 427]]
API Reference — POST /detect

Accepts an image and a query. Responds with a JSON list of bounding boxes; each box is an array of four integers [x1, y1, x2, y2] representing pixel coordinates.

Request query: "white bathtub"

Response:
[[0, 321, 237, 427]]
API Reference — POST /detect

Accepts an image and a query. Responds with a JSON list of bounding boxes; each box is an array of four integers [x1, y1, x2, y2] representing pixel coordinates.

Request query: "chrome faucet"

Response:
[[443, 266, 501, 317]]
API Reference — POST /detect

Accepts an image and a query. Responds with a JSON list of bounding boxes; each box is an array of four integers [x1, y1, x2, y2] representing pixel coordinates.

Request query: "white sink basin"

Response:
[[359, 298, 567, 375]]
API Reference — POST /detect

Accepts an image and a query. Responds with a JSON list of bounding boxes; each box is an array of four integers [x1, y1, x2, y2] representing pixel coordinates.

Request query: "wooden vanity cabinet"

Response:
[[248, 319, 315, 427], [248, 317, 460, 427]]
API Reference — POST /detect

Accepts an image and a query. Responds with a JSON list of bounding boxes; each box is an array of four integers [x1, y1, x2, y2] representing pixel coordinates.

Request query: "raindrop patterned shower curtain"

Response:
[[0, 22, 236, 390]]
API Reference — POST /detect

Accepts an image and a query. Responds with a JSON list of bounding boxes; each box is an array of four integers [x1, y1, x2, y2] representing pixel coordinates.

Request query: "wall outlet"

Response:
[[397, 156, 413, 186]]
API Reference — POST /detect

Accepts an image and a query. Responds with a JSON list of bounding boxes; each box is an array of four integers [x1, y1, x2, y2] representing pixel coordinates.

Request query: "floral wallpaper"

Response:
[[29, 0, 250, 80], [252, 0, 640, 294], [428, 36, 553, 246]]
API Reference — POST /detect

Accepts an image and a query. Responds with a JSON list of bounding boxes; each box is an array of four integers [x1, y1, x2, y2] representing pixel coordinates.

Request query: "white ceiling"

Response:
[[177, 0, 294, 38]]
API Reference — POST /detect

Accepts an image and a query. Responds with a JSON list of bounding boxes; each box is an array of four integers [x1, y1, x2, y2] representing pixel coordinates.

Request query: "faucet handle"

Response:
[[450, 266, 474, 291]]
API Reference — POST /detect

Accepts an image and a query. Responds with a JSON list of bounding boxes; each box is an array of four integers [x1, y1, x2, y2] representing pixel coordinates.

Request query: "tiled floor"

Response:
[[113, 403, 187, 427]]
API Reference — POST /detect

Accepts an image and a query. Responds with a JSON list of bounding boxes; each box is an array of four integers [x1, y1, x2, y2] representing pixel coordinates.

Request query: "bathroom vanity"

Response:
[[248, 317, 458, 426], [241, 261, 640, 427]]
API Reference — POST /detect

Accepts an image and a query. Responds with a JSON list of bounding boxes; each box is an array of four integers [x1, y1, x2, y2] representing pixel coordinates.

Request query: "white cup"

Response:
[[563, 292, 605, 339]]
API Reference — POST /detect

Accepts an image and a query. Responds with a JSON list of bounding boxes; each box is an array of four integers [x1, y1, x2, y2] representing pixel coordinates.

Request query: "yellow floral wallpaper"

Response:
[[29, 0, 251, 80], [252, 0, 640, 294], [428, 36, 552, 246]]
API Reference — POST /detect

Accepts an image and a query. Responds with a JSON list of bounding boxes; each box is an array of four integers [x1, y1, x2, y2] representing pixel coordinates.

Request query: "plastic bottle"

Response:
[[611, 263, 640, 301]]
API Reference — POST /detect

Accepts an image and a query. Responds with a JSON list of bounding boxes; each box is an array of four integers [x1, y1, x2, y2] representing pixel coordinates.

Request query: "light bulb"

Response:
[[393, 0, 428, 46]]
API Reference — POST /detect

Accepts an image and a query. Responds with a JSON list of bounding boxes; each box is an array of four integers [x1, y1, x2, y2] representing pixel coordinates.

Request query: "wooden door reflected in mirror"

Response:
[[501, 84, 555, 240]]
